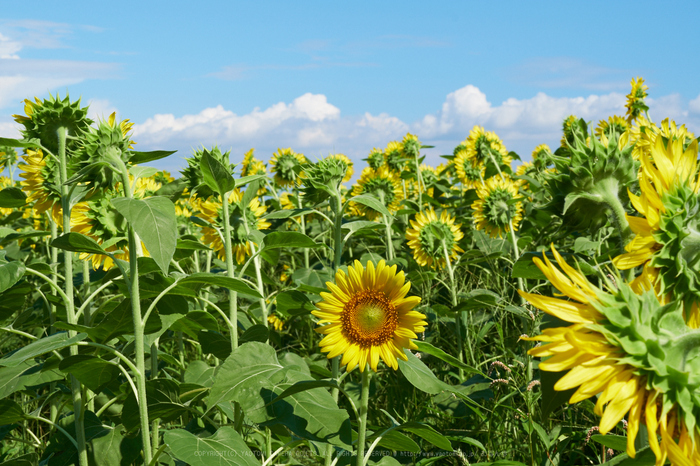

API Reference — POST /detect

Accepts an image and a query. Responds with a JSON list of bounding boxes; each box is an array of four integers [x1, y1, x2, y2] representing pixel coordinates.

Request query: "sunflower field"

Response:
[[0, 77, 698, 466]]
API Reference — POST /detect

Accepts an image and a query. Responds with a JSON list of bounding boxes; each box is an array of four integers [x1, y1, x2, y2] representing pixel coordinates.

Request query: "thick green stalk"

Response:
[[150, 340, 159, 452], [442, 240, 466, 375], [57, 127, 89, 466], [242, 218, 268, 327], [219, 191, 243, 431], [415, 153, 423, 211], [220, 192, 239, 349], [356, 368, 370, 466], [324, 192, 344, 466], [296, 188, 310, 268]]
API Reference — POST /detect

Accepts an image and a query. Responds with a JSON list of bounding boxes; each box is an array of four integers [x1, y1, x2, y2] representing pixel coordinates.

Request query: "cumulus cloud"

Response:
[[0, 33, 21, 59]]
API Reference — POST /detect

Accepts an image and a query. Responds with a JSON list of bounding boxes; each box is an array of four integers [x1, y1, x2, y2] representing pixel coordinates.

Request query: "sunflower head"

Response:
[[73, 113, 135, 189], [626, 77, 649, 124], [350, 166, 404, 220], [270, 148, 306, 188], [595, 116, 629, 144], [401, 133, 421, 159], [18, 148, 61, 218], [471, 175, 524, 238], [365, 148, 384, 170], [531, 144, 553, 171], [181, 146, 233, 200], [453, 149, 485, 190], [312, 260, 427, 372], [301, 156, 349, 204], [546, 118, 638, 232], [522, 246, 700, 462], [406, 208, 464, 269], [463, 126, 512, 174], [614, 136, 700, 312], [13, 93, 93, 155], [240, 148, 256, 176]]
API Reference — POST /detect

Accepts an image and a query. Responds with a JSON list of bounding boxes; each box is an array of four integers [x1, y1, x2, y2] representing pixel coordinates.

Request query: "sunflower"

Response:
[[514, 162, 535, 190], [325, 154, 354, 183], [595, 116, 629, 142], [240, 148, 256, 176], [195, 188, 270, 264], [406, 208, 464, 269], [521, 245, 700, 463], [626, 77, 649, 124], [312, 260, 427, 372], [453, 149, 486, 190], [18, 148, 62, 225], [623, 117, 695, 162], [383, 141, 405, 173], [365, 148, 384, 170], [270, 148, 306, 188], [401, 133, 421, 159], [350, 166, 403, 220], [463, 126, 512, 169], [471, 175, 524, 238], [561, 115, 580, 148], [612, 135, 700, 325]]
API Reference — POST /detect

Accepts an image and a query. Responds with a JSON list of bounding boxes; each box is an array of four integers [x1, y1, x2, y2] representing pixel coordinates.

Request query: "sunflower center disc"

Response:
[[342, 290, 398, 347]]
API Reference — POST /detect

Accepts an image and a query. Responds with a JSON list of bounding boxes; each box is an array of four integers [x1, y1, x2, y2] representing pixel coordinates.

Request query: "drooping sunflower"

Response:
[[350, 166, 403, 220], [626, 77, 649, 124], [195, 188, 270, 264], [531, 144, 553, 172], [463, 126, 512, 169], [405, 208, 464, 269], [612, 135, 700, 326], [365, 148, 384, 170], [401, 133, 421, 160], [453, 149, 486, 191], [270, 148, 306, 188], [521, 245, 700, 463], [472, 175, 524, 238], [313, 260, 427, 372]]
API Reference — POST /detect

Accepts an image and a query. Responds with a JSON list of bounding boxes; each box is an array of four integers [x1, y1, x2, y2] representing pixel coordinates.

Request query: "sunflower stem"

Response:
[[442, 240, 466, 376], [296, 187, 310, 268], [242, 207, 268, 329], [57, 126, 89, 466], [115, 158, 153, 464], [415, 153, 423, 212], [357, 367, 370, 466]]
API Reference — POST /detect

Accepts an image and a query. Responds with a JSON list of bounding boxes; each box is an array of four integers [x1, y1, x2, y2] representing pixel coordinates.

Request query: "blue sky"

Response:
[[1, 1, 699, 175]]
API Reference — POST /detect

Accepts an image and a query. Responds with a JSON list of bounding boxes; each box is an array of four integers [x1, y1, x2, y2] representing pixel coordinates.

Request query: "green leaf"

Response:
[[376, 429, 420, 452], [179, 272, 262, 298], [111, 196, 177, 274], [235, 174, 268, 188], [58, 355, 120, 393], [176, 238, 210, 250], [598, 445, 656, 465], [128, 150, 177, 164], [350, 193, 392, 218], [262, 231, 324, 250], [239, 324, 269, 343], [0, 187, 26, 208], [122, 378, 190, 431], [413, 340, 482, 376], [0, 361, 64, 399], [263, 208, 312, 219], [0, 262, 25, 294], [0, 137, 39, 149], [163, 427, 258, 466], [170, 311, 219, 339], [454, 289, 500, 312], [341, 220, 383, 233], [0, 332, 87, 367], [398, 421, 453, 451], [539, 369, 575, 419], [0, 399, 25, 424], [90, 428, 141, 466], [265, 379, 339, 407], [591, 434, 628, 452], [198, 330, 232, 360], [200, 150, 235, 196], [208, 342, 351, 447], [275, 290, 315, 317], [50, 233, 107, 256], [398, 349, 451, 395]]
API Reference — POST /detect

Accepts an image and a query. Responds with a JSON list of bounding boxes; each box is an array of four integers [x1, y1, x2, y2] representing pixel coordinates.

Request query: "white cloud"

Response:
[[690, 94, 700, 114], [0, 33, 21, 59]]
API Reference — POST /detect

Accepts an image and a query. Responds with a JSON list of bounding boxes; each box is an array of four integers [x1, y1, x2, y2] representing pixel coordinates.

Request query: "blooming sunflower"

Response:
[[350, 166, 403, 220], [270, 148, 306, 188], [453, 149, 486, 190], [195, 188, 270, 264], [612, 135, 700, 326], [626, 77, 649, 124], [463, 126, 512, 169], [472, 175, 524, 238], [521, 245, 700, 463], [623, 117, 695, 162], [313, 260, 427, 372], [405, 208, 464, 269]]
